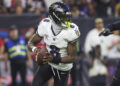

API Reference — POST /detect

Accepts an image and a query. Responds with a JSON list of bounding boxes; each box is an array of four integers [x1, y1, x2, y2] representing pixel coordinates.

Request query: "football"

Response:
[[35, 46, 48, 65]]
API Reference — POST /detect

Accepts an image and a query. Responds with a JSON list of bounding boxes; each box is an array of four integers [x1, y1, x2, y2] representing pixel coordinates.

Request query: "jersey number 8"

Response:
[[50, 45, 60, 58]]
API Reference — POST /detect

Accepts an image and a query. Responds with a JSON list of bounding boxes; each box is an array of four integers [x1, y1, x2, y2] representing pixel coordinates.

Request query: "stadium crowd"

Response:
[[1, 0, 120, 17]]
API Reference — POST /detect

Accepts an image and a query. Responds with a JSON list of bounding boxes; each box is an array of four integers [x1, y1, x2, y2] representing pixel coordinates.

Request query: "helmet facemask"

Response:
[[59, 12, 72, 28]]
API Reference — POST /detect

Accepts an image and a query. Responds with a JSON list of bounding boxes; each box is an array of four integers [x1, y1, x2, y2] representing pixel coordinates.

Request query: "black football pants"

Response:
[[10, 60, 26, 86], [32, 64, 69, 86]]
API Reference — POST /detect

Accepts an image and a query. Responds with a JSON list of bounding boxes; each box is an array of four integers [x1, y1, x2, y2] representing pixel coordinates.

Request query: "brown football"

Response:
[[36, 46, 47, 65]]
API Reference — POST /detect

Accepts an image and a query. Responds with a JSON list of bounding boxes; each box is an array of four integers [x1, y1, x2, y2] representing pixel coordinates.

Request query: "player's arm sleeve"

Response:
[[36, 20, 45, 37], [108, 21, 120, 31]]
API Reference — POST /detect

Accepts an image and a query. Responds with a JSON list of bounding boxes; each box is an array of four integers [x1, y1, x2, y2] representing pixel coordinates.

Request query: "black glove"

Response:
[[99, 29, 113, 36]]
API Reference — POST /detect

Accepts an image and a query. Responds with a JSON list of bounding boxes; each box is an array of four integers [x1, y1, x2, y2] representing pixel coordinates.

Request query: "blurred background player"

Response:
[[100, 21, 120, 86], [85, 18, 107, 86], [4, 25, 32, 86], [85, 18, 108, 57], [106, 31, 120, 58]]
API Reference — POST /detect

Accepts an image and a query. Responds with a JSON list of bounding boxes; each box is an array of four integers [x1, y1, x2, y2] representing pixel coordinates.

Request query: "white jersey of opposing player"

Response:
[[37, 18, 80, 71]]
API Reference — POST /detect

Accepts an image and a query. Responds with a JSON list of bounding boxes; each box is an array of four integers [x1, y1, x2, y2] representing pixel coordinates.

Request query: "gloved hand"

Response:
[[99, 29, 113, 36]]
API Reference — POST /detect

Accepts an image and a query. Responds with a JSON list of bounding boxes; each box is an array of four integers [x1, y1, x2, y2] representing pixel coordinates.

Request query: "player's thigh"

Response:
[[32, 64, 53, 86], [19, 63, 26, 79], [10, 62, 18, 78], [53, 70, 69, 86]]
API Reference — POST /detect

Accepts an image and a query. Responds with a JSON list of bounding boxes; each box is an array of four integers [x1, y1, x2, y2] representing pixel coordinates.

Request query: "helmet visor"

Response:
[[57, 12, 71, 23]]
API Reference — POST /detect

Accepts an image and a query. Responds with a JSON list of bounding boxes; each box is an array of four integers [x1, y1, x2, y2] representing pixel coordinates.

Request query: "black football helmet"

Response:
[[49, 2, 72, 28]]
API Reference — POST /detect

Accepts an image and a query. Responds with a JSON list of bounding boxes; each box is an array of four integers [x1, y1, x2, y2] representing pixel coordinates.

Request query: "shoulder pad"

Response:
[[74, 28, 80, 37], [70, 24, 75, 28], [65, 23, 80, 42], [43, 19, 50, 22]]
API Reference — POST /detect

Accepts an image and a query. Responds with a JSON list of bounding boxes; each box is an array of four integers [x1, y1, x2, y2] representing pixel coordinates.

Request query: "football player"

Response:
[[100, 21, 120, 86], [28, 2, 80, 86]]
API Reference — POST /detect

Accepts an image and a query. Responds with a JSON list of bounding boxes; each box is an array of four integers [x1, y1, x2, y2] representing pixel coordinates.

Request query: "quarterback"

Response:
[[100, 21, 120, 86], [28, 2, 80, 86]]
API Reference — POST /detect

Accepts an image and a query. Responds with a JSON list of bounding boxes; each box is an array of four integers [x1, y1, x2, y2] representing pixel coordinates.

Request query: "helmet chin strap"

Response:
[[61, 22, 68, 29], [61, 21, 71, 29]]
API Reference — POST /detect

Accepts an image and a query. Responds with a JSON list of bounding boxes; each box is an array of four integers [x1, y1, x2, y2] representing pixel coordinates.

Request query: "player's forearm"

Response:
[[99, 21, 120, 36], [28, 41, 36, 52], [61, 56, 76, 63], [27, 34, 42, 52], [27, 50, 32, 60], [108, 21, 120, 31]]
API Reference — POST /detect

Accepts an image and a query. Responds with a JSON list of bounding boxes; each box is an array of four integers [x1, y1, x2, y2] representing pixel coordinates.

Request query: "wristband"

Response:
[[52, 55, 61, 64], [32, 47, 37, 52]]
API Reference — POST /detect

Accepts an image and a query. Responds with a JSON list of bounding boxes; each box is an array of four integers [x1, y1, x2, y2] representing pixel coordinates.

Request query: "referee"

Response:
[[4, 25, 32, 86]]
